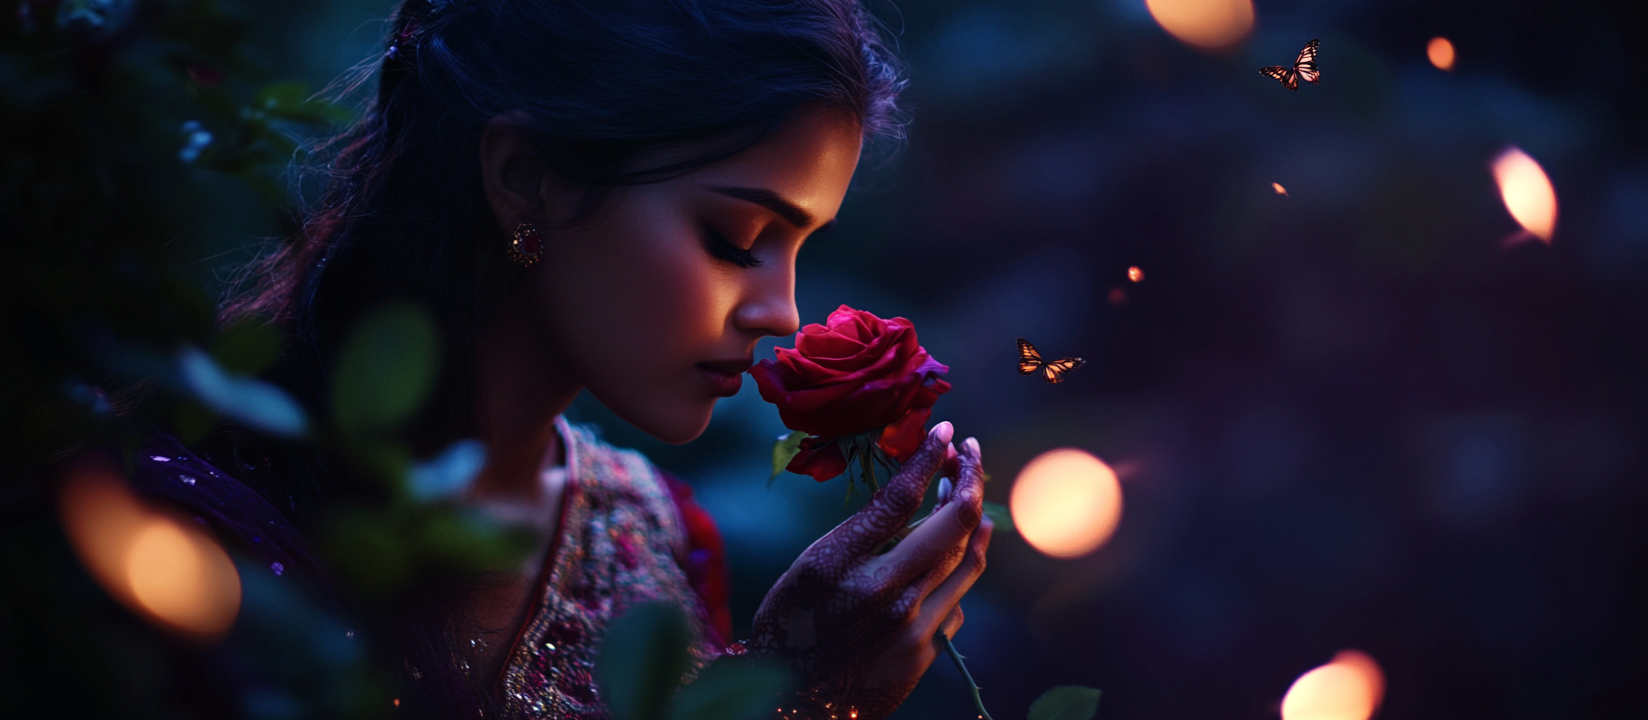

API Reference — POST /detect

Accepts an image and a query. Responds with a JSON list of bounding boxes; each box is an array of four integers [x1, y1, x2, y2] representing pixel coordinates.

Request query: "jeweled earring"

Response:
[[507, 222, 545, 268]]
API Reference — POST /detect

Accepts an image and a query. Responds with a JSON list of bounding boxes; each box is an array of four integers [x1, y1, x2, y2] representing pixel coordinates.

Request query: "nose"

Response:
[[732, 264, 800, 339]]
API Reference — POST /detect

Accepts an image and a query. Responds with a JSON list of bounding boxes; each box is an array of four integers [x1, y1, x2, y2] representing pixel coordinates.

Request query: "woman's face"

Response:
[[527, 112, 862, 443]]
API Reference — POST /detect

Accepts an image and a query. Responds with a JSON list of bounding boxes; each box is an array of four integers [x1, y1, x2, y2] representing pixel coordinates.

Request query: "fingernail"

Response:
[[931, 421, 954, 444], [964, 436, 979, 454], [937, 477, 953, 504]]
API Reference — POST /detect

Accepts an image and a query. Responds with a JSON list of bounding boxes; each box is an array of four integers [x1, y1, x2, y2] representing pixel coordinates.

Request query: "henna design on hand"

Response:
[[748, 424, 992, 720]]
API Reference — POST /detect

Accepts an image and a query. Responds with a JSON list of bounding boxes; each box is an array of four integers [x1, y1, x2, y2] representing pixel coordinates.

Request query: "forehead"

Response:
[[667, 111, 864, 224]]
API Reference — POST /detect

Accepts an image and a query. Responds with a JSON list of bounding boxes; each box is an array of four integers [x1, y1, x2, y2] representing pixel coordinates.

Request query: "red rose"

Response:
[[751, 305, 950, 482]]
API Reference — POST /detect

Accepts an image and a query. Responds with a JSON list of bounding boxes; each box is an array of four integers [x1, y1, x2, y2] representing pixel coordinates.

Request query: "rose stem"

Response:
[[937, 631, 992, 720], [860, 438, 879, 493]]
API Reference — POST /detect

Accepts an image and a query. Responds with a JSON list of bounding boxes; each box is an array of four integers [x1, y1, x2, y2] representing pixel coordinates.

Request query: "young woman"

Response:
[[195, 0, 992, 716]]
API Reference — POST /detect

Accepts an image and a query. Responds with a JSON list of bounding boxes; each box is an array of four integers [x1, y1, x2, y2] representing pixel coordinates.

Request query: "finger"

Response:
[[931, 444, 960, 511], [939, 604, 964, 639], [818, 422, 953, 565], [940, 444, 961, 495], [917, 514, 991, 636], [879, 436, 985, 583]]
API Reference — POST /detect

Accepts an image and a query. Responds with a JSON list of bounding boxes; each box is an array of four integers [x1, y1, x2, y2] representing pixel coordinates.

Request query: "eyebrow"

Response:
[[709, 186, 816, 228]]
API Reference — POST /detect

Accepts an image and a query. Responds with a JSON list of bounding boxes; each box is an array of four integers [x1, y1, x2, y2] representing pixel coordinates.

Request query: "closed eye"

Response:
[[701, 226, 763, 268]]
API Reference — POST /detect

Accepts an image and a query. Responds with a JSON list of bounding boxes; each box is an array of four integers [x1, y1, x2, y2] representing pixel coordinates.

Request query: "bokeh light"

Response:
[[1145, 0, 1255, 52], [1127, 266, 1144, 282], [1491, 146, 1558, 243], [1010, 448, 1123, 559], [1427, 36, 1456, 71], [1273, 182, 1289, 196], [1280, 650, 1386, 720], [60, 467, 242, 639]]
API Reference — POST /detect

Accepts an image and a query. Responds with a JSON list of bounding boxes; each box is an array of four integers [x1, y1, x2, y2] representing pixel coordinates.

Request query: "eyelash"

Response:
[[701, 226, 763, 268]]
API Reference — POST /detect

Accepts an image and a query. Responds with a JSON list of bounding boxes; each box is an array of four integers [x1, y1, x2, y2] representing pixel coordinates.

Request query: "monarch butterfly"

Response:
[[1017, 338, 1085, 384], [1260, 38, 1321, 91]]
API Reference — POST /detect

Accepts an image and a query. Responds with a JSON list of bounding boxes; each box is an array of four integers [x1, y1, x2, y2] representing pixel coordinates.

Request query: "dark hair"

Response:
[[221, 0, 905, 714]]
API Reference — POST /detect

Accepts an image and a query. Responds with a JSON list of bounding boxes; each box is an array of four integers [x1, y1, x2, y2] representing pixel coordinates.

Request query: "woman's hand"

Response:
[[748, 421, 993, 719]]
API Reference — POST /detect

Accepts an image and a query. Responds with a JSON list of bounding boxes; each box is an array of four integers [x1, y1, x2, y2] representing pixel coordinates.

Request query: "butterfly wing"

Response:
[[1040, 357, 1085, 385], [1260, 65, 1298, 91], [1016, 338, 1044, 375], [1294, 38, 1321, 84]]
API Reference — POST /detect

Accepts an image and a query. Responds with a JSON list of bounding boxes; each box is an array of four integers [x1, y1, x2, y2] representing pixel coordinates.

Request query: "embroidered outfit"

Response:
[[496, 419, 728, 718]]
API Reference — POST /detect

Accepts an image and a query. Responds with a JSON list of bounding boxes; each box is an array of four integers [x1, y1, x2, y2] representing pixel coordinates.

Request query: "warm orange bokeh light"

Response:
[[1492, 146, 1558, 243], [1145, 0, 1254, 52], [1010, 448, 1123, 559], [1281, 650, 1386, 720], [1272, 182, 1289, 196], [1427, 37, 1455, 71], [1127, 266, 1144, 282], [60, 467, 242, 639]]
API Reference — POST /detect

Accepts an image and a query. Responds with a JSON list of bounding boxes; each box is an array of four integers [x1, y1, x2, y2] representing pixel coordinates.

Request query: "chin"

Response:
[[618, 396, 717, 445]]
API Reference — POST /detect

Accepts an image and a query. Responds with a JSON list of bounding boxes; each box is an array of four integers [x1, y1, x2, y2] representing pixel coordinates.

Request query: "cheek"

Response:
[[537, 208, 739, 435]]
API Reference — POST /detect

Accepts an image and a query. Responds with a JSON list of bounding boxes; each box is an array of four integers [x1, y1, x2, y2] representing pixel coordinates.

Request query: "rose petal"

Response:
[[877, 407, 932, 462], [786, 436, 848, 482]]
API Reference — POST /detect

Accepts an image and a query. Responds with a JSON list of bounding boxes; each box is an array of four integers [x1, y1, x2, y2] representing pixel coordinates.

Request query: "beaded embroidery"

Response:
[[496, 419, 718, 718]]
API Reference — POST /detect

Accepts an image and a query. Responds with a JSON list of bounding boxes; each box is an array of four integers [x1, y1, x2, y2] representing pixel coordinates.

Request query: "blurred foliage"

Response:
[[596, 601, 793, 720], [1027, 686, 1102, 720], [0, 0, 522, 715]]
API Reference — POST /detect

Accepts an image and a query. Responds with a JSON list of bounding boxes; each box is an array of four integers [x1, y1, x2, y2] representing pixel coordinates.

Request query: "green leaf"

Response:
[[254, 81, 352, 125], [1028, 686, 1102, 720], [667, 656, 792, 720], [211, 319, 281, 375], [770, 430, 807, 481], [179, 348, 308, 438], [982, 501, 1017, 538], [596, 602, 694, 720], [318, 510, 412, 599], [408, 439, 487, 501], [413, 508, 533, 572], [331, 302, 439, 438]]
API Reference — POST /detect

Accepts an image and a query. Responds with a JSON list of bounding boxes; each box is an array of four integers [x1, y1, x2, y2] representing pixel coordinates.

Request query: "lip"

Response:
[[695, 357, 753, 397]]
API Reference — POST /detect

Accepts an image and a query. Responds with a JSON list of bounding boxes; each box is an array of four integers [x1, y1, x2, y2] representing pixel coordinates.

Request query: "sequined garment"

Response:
[[497, 419, 722, 718]]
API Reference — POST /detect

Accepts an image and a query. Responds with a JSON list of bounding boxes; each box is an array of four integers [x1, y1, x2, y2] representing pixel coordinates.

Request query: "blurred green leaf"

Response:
[[172, 398, 217, 445], [668, 656, 791, 720], [1028, 686, 1102, 720], [408, 439, 487, 501], [413, 510, 531, 572], [179, 347, 308, 437], [254, 81, 352, 125], [982, 501, 1016, 538], [318, 510, 412, 600], [331, 303, 439, 438], [771, 430, 806, 482], [596, 602, 693, 720], [212, 319, 281, 375]]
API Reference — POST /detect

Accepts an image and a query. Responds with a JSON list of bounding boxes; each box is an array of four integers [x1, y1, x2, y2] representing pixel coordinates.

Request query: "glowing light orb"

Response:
[[1281, 650, 1386, 720], [1272, 182, 1289, 196], [1010, 448, 1123, 559], [1145, 0, 1255, 52], [60, 467, 242, 639], [1108, 287, 1128, 305], [1427, 37, 1455, 71], [1127, 266, 1145, 282], [1491, 146, 1558, 243]]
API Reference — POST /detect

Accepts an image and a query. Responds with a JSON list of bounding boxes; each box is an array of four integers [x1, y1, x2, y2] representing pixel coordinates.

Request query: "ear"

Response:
[[479, 113, 572, 232]]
